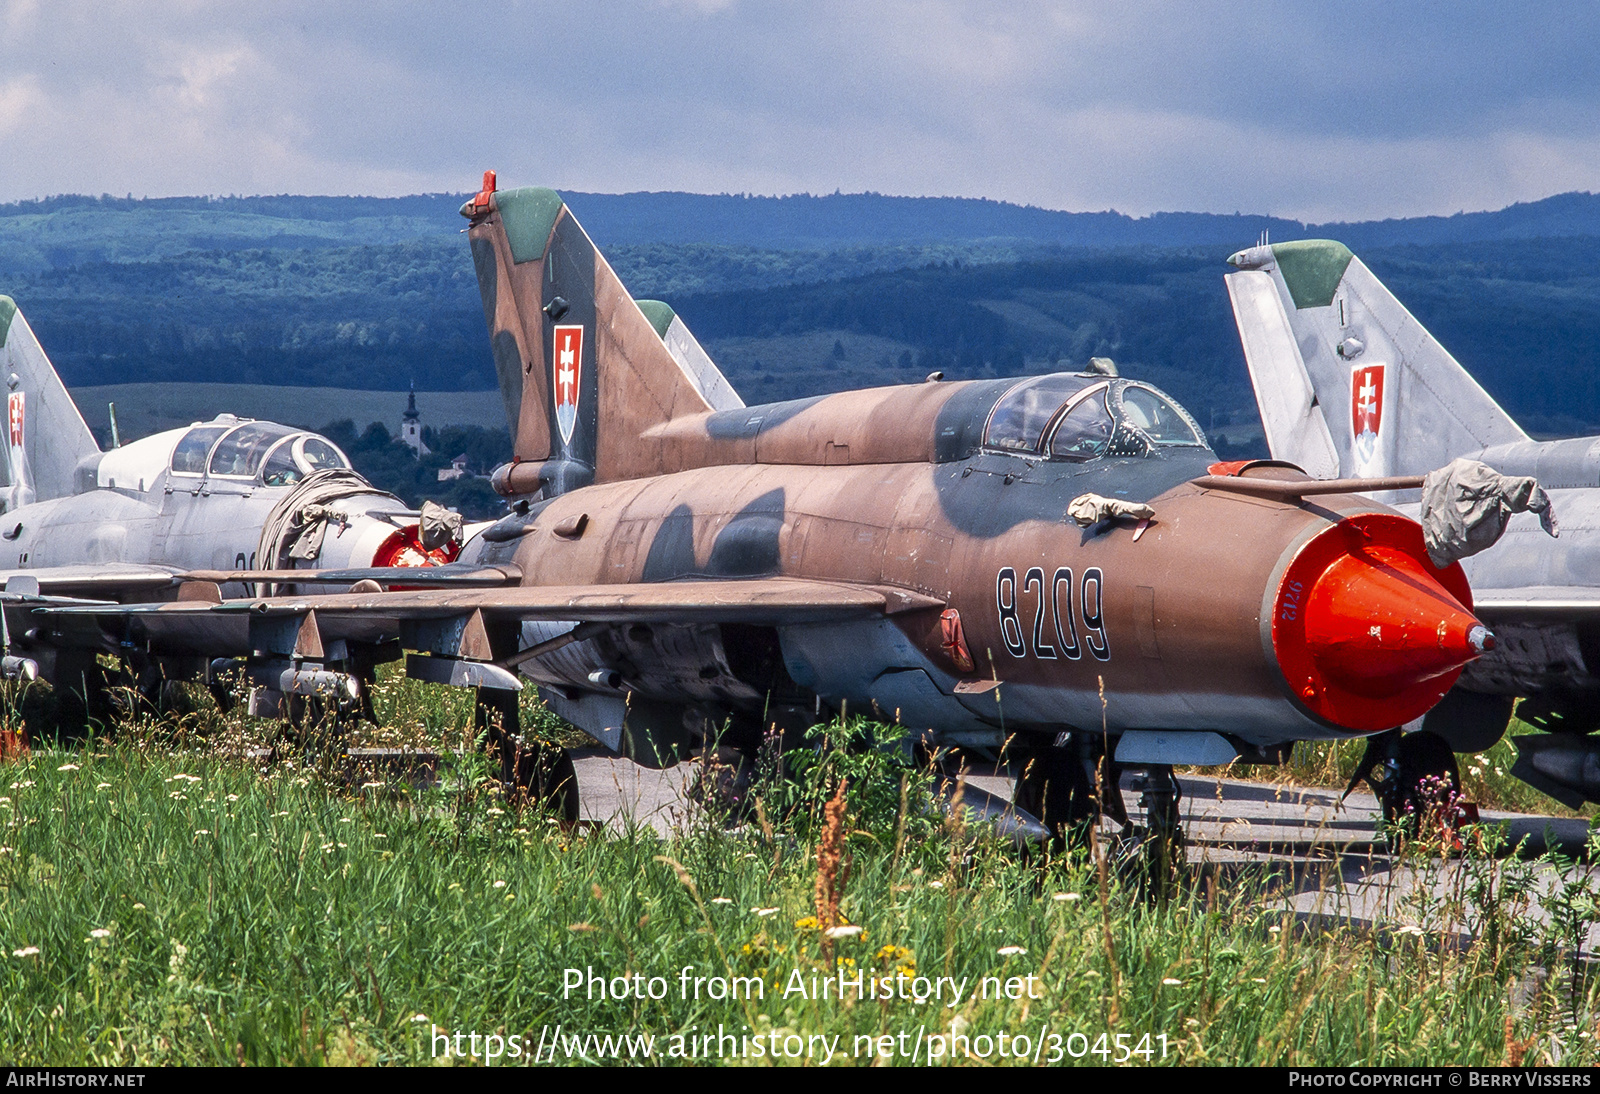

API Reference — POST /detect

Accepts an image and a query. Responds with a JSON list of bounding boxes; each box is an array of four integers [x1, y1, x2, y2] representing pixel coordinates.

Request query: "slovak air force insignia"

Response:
[[553, 325, 583, 447], [7, 392, 23, 449], [1350, 363, 1384, 467]]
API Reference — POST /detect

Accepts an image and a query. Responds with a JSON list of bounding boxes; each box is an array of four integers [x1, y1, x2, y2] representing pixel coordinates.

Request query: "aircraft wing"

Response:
[[25, 577, 944, 660], [0, 564, 179, 596], [179, 562, 523, 589], [1470, 587, 1600, 619]]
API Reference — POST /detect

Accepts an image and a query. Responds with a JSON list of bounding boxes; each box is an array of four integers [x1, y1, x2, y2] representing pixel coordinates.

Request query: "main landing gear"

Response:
[[474, 687, 580, 825], [1346, 728, 1468, 839], [1012, 731, 1127, 846], [1012, 733, 1185, 885]]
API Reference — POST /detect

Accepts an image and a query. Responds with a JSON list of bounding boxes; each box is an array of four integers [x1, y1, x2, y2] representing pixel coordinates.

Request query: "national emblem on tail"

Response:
[[0, 297, 100, 511], [1225, 240, 1528, 481], [460, 172, 741, 499]]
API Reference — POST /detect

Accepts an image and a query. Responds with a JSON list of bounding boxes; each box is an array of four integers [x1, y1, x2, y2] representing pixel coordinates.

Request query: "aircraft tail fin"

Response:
[[0, 298, 99, 510], [1225, 240, 1527, 479], [460, 173, 740, 495]]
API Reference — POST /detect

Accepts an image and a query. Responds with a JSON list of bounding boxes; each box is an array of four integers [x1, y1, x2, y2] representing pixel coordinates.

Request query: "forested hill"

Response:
[[6, 190, 1600, 271], [5, 189, 1600, 443]]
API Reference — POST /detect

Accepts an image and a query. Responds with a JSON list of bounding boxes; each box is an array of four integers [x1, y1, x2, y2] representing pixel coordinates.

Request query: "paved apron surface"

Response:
[[569, 750, 1600, 952]]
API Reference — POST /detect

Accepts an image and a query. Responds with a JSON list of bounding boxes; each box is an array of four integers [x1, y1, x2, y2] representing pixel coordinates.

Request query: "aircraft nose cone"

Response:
[[1272, 514, 1489, 732], [1302, 549, 1484, 692]]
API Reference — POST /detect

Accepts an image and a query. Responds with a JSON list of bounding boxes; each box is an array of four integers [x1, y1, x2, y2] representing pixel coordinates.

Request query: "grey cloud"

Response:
[[1, 0, 1598, 220]]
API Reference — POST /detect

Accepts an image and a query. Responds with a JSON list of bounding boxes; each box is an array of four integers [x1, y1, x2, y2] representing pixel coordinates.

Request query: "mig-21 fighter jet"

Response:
[[0, 296, 467, 716], [1228, 239, 1600, 809], [9, 177, 1501, 845]]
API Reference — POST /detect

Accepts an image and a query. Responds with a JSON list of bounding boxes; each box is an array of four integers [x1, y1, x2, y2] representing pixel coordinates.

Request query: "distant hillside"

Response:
[[6, 189, 1600, 275], [6, 188, 1600, 444]]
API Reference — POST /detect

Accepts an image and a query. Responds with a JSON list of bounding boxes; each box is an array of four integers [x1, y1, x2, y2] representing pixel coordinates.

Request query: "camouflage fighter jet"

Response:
[[0, 296, 468, 715], [19, 178, 1499, 843], [1227, 239, 1600, 808]]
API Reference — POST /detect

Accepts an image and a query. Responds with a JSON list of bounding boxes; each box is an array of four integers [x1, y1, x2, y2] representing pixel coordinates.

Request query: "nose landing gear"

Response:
[[1132, 765, 1185, 897]]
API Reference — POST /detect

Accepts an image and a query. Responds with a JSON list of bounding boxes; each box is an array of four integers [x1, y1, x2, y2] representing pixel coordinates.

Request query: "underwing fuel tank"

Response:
[[1270, 512, 1491, 732]]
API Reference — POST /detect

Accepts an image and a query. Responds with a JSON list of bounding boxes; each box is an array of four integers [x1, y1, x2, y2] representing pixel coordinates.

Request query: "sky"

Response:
[[2, 1, 1599, 222]]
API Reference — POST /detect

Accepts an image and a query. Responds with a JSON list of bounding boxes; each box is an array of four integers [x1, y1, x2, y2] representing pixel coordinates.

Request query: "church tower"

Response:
[[400, 382, 430, 456]]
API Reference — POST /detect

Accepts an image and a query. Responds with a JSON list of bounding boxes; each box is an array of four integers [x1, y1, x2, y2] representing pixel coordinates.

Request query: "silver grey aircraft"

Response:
[[0, 295, 468, 716], [1227, 240, 1600, 807]]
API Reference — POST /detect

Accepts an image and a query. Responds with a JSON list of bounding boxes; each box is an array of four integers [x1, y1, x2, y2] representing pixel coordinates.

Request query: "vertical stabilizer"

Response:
[[0, 298, 99, 508], [461, 174, 734, 494], [1226, 241, 1528, 479]]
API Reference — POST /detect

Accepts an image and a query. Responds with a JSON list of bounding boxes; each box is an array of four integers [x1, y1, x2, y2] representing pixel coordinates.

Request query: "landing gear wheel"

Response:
[[475, 687, 580, 825], [1134, 765, 1185, 899], [1379, 730, 1463, 837], [505, 740, 581, 825], [1013, 733, 1124, 847]]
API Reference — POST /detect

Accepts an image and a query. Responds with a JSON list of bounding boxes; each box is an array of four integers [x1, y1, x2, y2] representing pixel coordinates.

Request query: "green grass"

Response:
[[0, 720, 1598, 1064]]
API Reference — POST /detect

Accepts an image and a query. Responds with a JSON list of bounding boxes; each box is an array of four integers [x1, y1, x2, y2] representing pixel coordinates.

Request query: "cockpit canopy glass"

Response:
[[982, 374, 1207, 463], [168, 421, 352, 484], [260, 436, 352, 486], [209, 422, 296, 478], [1118, 385, 1204, 446], [170, 426, 230, 475], [1048, 391, 1114, 461], [983, 375, 1102, 453]]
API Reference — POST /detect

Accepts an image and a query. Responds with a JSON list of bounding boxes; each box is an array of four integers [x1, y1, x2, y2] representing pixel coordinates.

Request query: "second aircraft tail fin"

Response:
[[1226, 240, 1527, 479], [0, 298, 99, 510]]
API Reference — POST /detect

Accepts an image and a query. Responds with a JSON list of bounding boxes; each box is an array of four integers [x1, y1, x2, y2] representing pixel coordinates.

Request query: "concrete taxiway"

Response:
[[565, 750, 1600, 952]]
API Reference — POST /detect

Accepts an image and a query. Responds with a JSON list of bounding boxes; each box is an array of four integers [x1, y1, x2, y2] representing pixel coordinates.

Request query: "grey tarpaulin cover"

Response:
[[419, 500, 464, 551], [1420, 457, 1557, 568], [256, 469, 374, 568], [1067, 493, 1156, 528]]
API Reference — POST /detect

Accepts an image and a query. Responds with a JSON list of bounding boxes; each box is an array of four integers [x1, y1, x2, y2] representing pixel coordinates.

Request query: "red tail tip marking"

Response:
[[472, 170, 497, 209]]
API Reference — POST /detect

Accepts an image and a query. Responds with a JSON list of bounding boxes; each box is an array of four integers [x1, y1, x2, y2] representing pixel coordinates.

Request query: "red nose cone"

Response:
[[1272, 513, 1489, 732]]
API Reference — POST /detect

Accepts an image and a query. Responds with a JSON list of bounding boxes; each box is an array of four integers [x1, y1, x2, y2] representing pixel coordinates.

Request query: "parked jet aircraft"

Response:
[[1226, 239, 1600, 806], [5, 179, 1499, 846], [0, 296, 462, 713]]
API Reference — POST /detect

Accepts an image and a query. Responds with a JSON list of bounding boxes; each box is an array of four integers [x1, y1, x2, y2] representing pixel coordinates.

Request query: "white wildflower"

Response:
[[997, 945, 1027, 956], [1052, 892, 1081, 902], [56, 764, 78, 772], [752, 907, 780, 917], [1162, 977, 1183, 986], [11, 946, 39, 958], [710, 897, 733, 905], [825, 925, 863, 940]]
